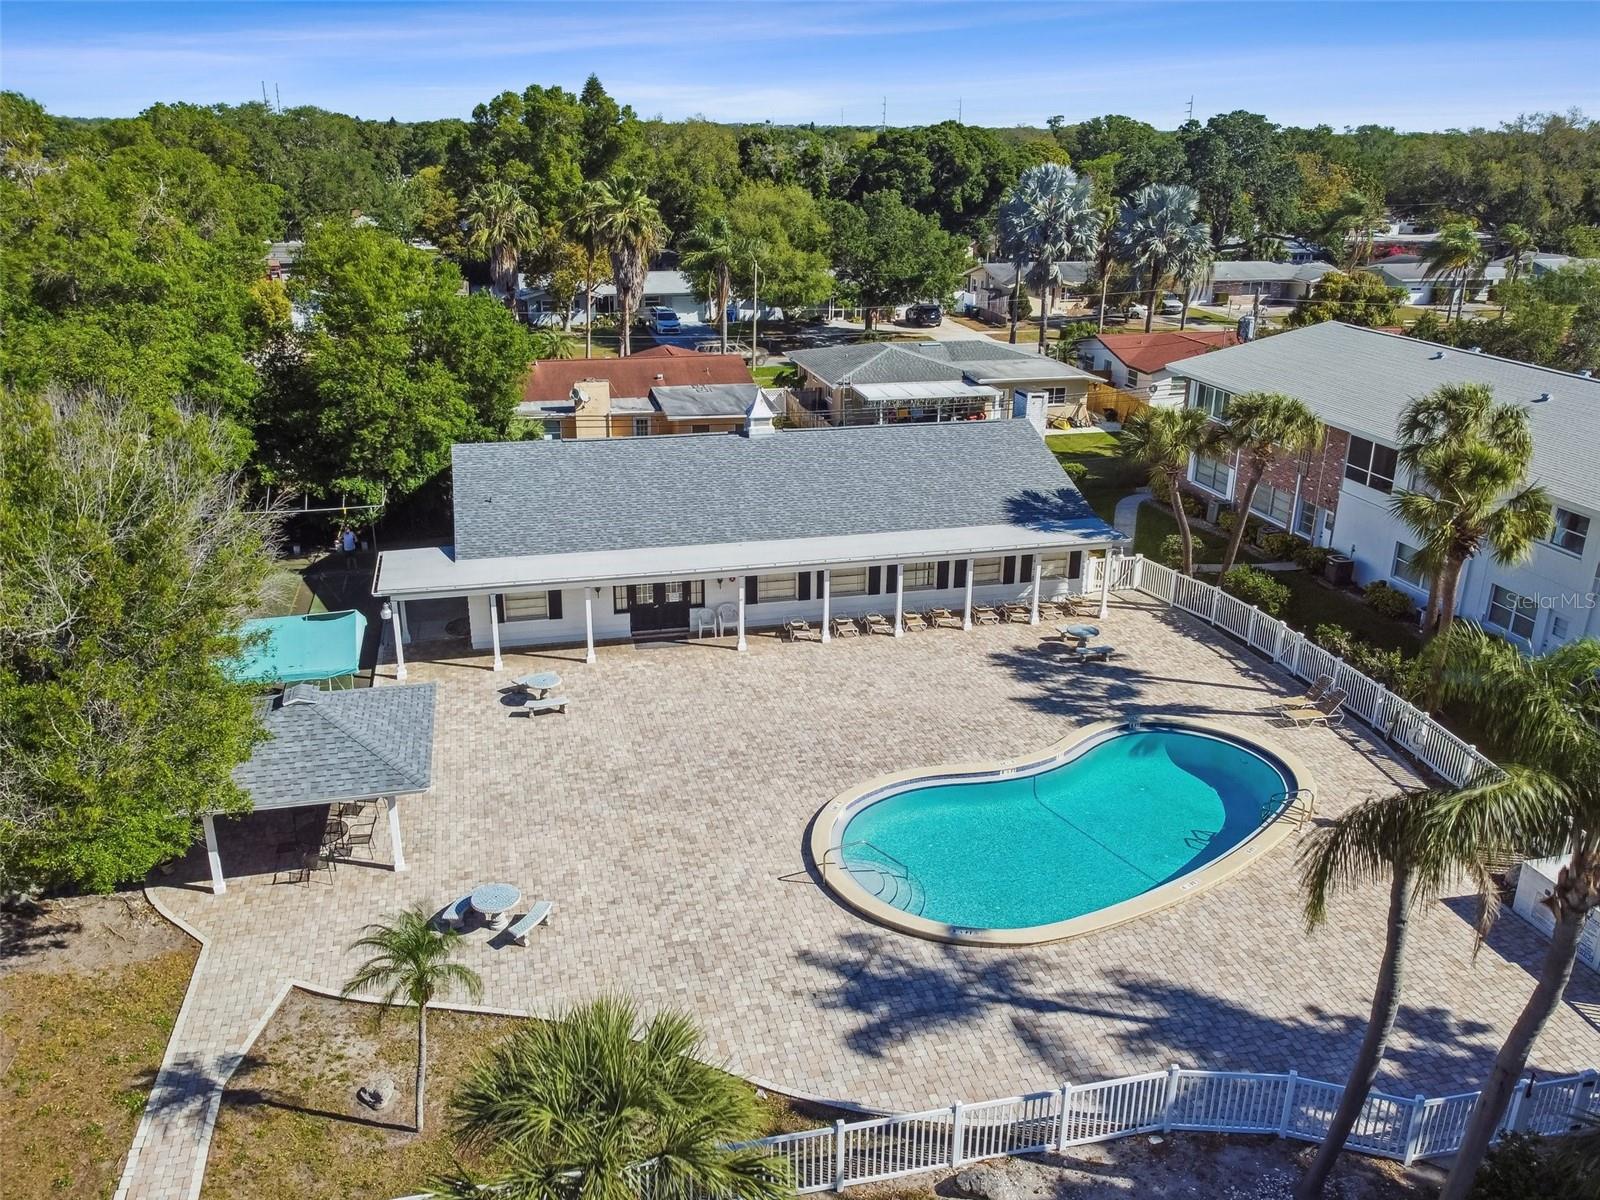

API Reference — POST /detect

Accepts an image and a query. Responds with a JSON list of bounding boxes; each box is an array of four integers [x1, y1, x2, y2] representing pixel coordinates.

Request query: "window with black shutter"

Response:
[[936, 561, 950, 590], [1002, 556, 1017, 584], [548, 590, 563, 619], [745, 576, 758, 605], [868, 565, 882, 594], [798, 572, 811, 601], [1020, 554, 1034, 580], [954, 559, 968, 588], [886, 564, 899, 592]]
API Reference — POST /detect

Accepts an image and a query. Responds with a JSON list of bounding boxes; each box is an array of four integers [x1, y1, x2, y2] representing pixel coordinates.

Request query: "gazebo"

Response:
[[202, 682, 436, 894]]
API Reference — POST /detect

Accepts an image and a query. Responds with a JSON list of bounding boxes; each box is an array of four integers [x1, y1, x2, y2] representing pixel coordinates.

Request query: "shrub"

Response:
[[1312, 623, 1358, 659], [1219, 565, 1290, 616], [1292, 541, 1332, 574], [1158, 533, 1185, 569], [1178, 493, 1205, 519], [1310, 622, 1426, 702], [1260, 530, 1297, 560], [1216, 507, 1236, 534], [1466, 1133, 1566, 1200], [1365, 580, 1418, 621], [1061, 460, 1089, 483]]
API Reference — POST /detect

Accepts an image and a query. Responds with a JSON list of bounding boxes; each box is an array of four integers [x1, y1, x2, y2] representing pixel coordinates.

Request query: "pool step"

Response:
[[841, 845, 927, 917]]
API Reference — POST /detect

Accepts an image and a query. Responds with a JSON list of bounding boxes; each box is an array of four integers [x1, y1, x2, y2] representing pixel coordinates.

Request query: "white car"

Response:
[[648, 307, 681, 335], [1157, 294, 1185, 316], [1125, 302, 1148, 321]]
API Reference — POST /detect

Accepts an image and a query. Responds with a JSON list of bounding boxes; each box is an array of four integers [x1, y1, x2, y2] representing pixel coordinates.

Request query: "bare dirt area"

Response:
[[831, 1136, 1441, 1200], [1, 892, 199, 1199]]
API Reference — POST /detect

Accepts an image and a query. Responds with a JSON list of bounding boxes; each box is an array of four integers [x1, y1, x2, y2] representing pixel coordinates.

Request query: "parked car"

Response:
[[1126, 302, 1148, 320], [648, 307, 681, 335], [1157, 294, 1185, 316], [904, 303, 943, 327]]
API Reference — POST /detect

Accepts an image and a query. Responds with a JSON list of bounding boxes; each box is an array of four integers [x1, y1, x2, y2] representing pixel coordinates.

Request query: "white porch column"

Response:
[[821, 569, 832, 643], [736, 578, 747, 651], [1099, 548, 1114, 619], [1029, 556, 1042, 625], [584, 590, 596, 664], [963, 558, 974, 630], [202, 813, 225, 895], [489, 594, 503, 671], [893, 563, 904, 637], [389, 602, 407, 681], [385, 796, 407, 871]]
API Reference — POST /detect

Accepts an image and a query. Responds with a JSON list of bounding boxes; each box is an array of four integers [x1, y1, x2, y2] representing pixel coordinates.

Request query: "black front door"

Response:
[[627, 581, 693, 636]]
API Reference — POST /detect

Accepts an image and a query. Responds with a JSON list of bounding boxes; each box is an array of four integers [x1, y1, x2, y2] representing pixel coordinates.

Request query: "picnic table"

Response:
[[515, 671, 562, 698], [470, 882, 522, 931], [1058, 623, 1102, 645]]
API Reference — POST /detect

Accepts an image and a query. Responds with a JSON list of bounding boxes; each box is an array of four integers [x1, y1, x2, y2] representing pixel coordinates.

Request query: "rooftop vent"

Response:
[[1431, 350, 1447, 359], [1580, 370, 1594, 378], [1468, 346, 1483, 354], [654, 373, 665, 382], [1534, 392, 1552, 403]]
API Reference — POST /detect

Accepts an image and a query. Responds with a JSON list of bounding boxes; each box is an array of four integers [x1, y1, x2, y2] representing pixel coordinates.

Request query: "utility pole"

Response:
[[1186, 95, 1194, 122], [881, 96, 887, 132], [275, 83, 281, 112], [957, 97, 963, 124], [749, 256, 761, 370], [261, 81, 270, 107]]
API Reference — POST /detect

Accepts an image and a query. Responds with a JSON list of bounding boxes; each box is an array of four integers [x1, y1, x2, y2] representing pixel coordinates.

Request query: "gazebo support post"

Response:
[[737, 578, 747, 651], [390, 602, 407, 681], [1029, 557, 1042, 625], [385, 797, 407, 871], [894, 563, 904, 638], [489, 595, 503, 671], [963, 558, 974, 630], [1099, 547, 1114, 619], [584, 590, 596, 664], [821, 569, 831, 643], [202, 813, 225, 895]]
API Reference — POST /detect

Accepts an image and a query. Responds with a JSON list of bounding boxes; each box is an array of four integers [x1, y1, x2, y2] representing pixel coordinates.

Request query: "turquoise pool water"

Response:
[[839, 728, 1291, 931]]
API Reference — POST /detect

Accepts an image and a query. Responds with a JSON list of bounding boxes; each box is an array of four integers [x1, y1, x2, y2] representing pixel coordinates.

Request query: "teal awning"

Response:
[[225, 610, 368, 684]]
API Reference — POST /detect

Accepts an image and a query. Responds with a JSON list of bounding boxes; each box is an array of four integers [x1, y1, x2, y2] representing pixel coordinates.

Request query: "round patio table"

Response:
[[1058, 623, 1102, 643], [470, 883, 522, 931], [515, 671, 562, 698]]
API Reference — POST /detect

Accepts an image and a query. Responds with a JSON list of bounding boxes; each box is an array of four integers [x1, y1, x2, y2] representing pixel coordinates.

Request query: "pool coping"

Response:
[[809, 717, 1315, 947]]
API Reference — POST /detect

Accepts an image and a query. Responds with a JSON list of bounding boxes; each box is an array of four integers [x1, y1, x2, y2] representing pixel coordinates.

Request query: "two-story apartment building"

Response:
[[1169, 322, 1600, 652]]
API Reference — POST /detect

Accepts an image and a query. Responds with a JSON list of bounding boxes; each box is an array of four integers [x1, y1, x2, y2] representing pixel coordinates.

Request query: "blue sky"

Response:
[[4, 1, 1598, 129]]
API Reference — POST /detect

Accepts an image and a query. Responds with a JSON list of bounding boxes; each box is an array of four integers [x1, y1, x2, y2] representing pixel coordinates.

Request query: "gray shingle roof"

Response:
[[1169, 322, 1600, 509], [650, 383, 762, 419], [1208, 260, 1335, 284], [788, 339, 1077, 386], [451, 421, 1102, 561], [230, 683, 436, 811], [1362, 260, 1506, 283]]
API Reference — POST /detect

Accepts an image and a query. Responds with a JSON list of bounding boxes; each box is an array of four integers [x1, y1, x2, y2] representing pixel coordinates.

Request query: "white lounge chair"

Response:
[[1280, 688, 1347, 728], [507, 901, 553, 946], [862, 612, 894, 635], [525, 694, 570, 715], [831, 616, 860, 638]]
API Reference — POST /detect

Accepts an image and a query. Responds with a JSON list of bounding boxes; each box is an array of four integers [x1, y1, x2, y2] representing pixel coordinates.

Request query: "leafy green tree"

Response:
[[1286, 270, 1407, 328], [1119, 406, 1220, 575], [452, 83, 584, 222], [1497, 222, 1537, 292], [400, 165, 465, 257], [680, 214, 739, 351], [1294, 780, 1563, 1200], [1054, 114, 1183, 196], [464, 181, 542, 303], [636, 117, 742, 233], [258, 222, 530, 503], [442, 997, 789, 1200], [1478, 263, 1600, 374], [1390, 382, 1549, 639], [577, 74, 639, 181], [1312, 189, 1388, 270], [0, 390, 276, 892], [829, 192, 968, 331], [725, 181, 833, 311], [1434, 628, 1600, 1200], [997, 164, 1103, 350], [1215, 392, 1324, 572], [1178, 110, 1300, 251], [341, 905, 483, 1133], [568, 181, 615, 357], [591, 175, 667, 357]]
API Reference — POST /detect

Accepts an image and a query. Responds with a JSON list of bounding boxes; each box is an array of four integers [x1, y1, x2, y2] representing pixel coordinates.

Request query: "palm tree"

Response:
[[440, 996, 791, 1200], [1120, 406, 1219, 576], [680, 214, 737, 353], [1390, 382, 1550, 640], [1293, 778, 1565, 1200], [1089, 202, 1123, 335], [529, 328, 579, 360], [1120, 184, 1210, 333], [1170, 222, 1212, 332], [1215, 392, 1324, 573], [1434, 627, 1600, 1200], [592, 174, 667, 357], [341, 904, 483, 1133], [1498, 222, 1536, 314], [463, 182, 541, 306], [567, 181, 613, 358], [1317, 190, 1387, 272], [998, 164, 1102, 353], [1420, 221, 1483, 323]]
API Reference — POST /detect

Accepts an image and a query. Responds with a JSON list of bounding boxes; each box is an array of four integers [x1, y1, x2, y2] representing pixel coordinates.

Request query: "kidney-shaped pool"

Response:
[[813, 720, 1308, 945]]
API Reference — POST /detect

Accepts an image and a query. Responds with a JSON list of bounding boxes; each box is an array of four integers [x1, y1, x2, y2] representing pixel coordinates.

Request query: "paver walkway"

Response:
[[1112, 488, 1151, 540], [116, 598, 1600, 1198]]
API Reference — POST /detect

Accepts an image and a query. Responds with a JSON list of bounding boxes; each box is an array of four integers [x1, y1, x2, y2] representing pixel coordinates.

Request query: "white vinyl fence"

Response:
[[1107, 556, 1500, 787], [720, 1067, 1599, 1194]]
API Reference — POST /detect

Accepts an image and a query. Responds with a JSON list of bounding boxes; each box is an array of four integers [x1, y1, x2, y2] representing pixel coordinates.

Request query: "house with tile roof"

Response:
[[1078, 330, 1240, 407], [520, 345, 758, 438], [1168, 322, 1600, 653], [786, 339, 1102, 428], [373, 416, 1123, 666]]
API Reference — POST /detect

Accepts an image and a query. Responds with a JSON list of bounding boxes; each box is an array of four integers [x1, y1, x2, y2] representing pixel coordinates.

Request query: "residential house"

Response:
[[1487, 252, 1600, 281], [963, 261, 1092, 324], [1359, 257, 1506, 306], [1078, 330, 1240, 408], [520, 345, 757, 438], [590, 270, 707, 321], [1192, 261, 1335, 305], [787, 339, 1103, 429], [373, 416, 1124, 664], [1169, 322, 1600, 652]]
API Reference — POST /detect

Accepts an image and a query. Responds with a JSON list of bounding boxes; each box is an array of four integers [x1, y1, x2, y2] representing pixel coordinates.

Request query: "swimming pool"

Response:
[[813, 720, 1308, 945]]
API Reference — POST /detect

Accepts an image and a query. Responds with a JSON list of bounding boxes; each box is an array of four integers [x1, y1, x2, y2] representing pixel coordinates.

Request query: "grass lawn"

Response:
[[203, 990, 835, 1200], [750, 364, 788, 387], [1131, 501, 1228, 562], [1045, 431, 1144, 523], [1, 899, 198, 1200]]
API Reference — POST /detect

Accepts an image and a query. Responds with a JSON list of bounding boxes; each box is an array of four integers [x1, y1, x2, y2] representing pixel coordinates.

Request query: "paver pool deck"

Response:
[[119, 597, 1600, 1198]]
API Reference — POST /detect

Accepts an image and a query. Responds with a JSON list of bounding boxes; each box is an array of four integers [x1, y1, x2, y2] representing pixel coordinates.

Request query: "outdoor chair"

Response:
[[1003, 603, 1032, 623], [525, 694, 570, 715], [901, 611, 929, 633], [273, 848, 314, 886], [1280, 688, 1348, 729], [507, 901, 554, 946], [928, 607, 962, 629], [971, 604, 1001, 626], [862, 612, 894, 635], [341, 811, 378, 860], [1281, 673, 1335, 709], [784, 619, 820, 642], [691, 608, 716, 639], [715, 602, 738, 637], [831, 616, 860, 638]]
